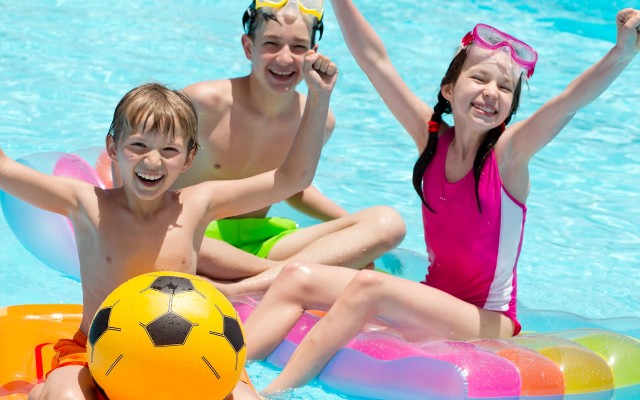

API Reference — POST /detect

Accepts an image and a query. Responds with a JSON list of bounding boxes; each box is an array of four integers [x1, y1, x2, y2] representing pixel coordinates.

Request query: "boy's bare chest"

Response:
[[202, 115, 300, 179], [79, 208, 199, 277]]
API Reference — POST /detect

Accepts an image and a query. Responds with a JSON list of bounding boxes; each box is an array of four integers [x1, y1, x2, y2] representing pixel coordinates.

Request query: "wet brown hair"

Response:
[[107, 83, 199, 154], [244, 7, 322, 47]]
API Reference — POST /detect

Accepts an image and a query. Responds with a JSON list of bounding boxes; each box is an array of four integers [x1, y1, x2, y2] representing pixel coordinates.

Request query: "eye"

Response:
[[125, 141, 147, 155], [499, 85, 513, 93]]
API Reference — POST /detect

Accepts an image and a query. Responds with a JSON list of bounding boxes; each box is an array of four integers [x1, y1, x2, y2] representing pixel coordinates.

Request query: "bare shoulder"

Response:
[[183, 78, 237, 111]]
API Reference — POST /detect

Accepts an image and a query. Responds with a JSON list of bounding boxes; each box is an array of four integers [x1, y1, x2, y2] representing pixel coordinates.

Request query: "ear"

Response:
[[441, 83, 454, 103], [241, 34, 254, 61], [181, 147, 197, 172], [106, 135, 118, 162]]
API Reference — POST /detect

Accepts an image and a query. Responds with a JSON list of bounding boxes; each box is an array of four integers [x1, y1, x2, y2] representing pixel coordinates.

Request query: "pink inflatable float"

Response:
[[233, 296, 640, 400]]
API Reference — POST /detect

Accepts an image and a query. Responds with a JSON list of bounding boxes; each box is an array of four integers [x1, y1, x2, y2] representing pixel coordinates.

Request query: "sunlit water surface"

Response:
[[1, 1, 639, 398]]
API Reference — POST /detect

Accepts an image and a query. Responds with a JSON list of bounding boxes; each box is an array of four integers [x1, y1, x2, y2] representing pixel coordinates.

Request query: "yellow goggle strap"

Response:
[[255, 0, 323, 21]]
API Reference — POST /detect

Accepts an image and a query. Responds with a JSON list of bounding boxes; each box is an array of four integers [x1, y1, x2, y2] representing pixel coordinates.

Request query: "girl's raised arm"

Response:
[[330, 0, 435, 151], [509, 8, 639, 161], [0, 148, 90, 217]]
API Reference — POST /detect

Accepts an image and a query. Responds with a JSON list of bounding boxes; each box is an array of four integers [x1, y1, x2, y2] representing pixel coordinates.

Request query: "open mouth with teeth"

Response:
[[136, 172, 165, 186], [270, 69, 295, 81], [473, 103, 498, 116]]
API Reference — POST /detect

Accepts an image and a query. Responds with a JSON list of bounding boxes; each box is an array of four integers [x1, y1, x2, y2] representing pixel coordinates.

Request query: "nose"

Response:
[[275, 46, 295, 64], [482, 83, 499, 100], [144, 149, 162, 168]]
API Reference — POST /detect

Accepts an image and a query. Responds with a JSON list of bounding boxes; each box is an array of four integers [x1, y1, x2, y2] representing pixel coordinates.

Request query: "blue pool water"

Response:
[[1, 1, 639, 398]]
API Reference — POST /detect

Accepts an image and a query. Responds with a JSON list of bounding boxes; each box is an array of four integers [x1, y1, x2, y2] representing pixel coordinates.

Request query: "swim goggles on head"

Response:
[[461, 23, 538, 79], [242, 0, 324, 40]]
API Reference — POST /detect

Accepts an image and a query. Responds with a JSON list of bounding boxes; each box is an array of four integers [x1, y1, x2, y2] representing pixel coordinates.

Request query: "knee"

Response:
[[36, 389, 81, 400], [346, 269, 385, 297], [28, 384, 43, 400], [275, 262, 318, 297], [337, 270, 386, 313], [366, 206, 407, 247]]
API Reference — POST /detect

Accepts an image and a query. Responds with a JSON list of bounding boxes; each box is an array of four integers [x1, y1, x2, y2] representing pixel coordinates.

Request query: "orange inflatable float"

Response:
[[0, 304, 82, 399]]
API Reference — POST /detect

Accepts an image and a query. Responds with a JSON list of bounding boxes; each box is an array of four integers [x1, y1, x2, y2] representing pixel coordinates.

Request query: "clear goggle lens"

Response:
[[463, 23, 538, 78]]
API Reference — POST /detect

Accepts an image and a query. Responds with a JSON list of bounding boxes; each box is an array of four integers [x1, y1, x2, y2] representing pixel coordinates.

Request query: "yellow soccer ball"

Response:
[[87, 271, 246, 400]]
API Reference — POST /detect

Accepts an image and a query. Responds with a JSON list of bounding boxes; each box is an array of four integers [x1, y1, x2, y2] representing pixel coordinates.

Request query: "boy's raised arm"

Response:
[[0, 148, 87, 217], [202, 51, 338, 220]]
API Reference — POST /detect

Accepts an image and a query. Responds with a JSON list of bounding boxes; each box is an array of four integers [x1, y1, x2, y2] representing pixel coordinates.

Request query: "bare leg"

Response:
[[244, 263, 359, 360], [268, 206, 405, 269], [28, 384, 43, 400], [225, 374, 263, 400], [197, 238, 278, 280], [212, 207, 405, 296], [261, 270, 515, 394], [209, 266, 284, 298], [31, 365, 101, 400], [226, 383, 262, 400]]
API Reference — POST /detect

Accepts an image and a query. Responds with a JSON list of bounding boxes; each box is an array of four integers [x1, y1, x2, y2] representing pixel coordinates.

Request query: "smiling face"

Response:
[[109, 120, 194, 201], [243, 12, 314, 93], [106, 83, 199, 203], [442, 45, 522, 132]]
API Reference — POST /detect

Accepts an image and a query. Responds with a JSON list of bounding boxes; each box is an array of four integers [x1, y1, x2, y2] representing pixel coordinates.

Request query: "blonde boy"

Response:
[[0, 49, 337, 400]]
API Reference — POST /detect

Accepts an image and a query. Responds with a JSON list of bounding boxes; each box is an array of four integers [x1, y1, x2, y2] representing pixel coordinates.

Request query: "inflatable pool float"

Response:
[[0, 148, 112, 279], [1, 300, 639, 400], [233, 292, 640, 400], [0, 304, 83, 399], [2, 149, 640, 399]]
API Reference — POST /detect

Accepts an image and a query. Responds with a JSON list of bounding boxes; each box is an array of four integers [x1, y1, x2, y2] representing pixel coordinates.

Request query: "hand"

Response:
[[616, 8, 640, 55], [302, 50, 338, 97]]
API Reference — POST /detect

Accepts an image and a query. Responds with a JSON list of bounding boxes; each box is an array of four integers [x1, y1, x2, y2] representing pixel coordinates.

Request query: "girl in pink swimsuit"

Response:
[[242, 2, 640, 395]]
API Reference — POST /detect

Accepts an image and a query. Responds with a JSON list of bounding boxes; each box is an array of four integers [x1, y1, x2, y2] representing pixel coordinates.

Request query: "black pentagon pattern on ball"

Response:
[[209, 305, 246, 370], [148, 276, 196, 295], [88, 301, 122, 349], [144, 311, 196, 346], [89, 307, 113, 346], [222, 315, 245, 353]]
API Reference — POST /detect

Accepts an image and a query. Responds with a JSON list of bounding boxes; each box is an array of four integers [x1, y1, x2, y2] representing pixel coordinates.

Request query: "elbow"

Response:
[[296, 170, 315, 193], [278, 168, 315, 197]]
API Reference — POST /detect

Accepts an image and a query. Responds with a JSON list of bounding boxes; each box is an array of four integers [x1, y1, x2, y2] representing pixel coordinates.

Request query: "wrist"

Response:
[[306, 91, 331, 107], [611, 43, 639, 62]]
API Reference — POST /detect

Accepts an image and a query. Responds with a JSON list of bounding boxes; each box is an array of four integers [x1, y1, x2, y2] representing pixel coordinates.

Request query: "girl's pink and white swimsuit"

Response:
[[421, 128, 525, 334]]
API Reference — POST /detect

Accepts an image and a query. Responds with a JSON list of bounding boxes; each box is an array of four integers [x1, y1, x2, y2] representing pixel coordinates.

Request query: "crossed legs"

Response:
[[202, 206, 406, 296]]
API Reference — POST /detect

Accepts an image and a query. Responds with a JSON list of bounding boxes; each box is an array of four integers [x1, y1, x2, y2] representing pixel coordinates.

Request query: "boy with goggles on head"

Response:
[[173, 1, 406, 296], [240, 2, 640, 395], [243, 0, 324, 45]]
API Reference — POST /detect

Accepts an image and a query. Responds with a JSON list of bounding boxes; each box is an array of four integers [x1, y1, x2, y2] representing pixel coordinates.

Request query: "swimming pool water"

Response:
[[1, 1, 639, 398]]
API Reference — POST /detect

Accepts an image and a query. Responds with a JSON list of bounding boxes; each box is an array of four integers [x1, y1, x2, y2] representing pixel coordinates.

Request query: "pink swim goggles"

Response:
[[461, 24, 538, 79]]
